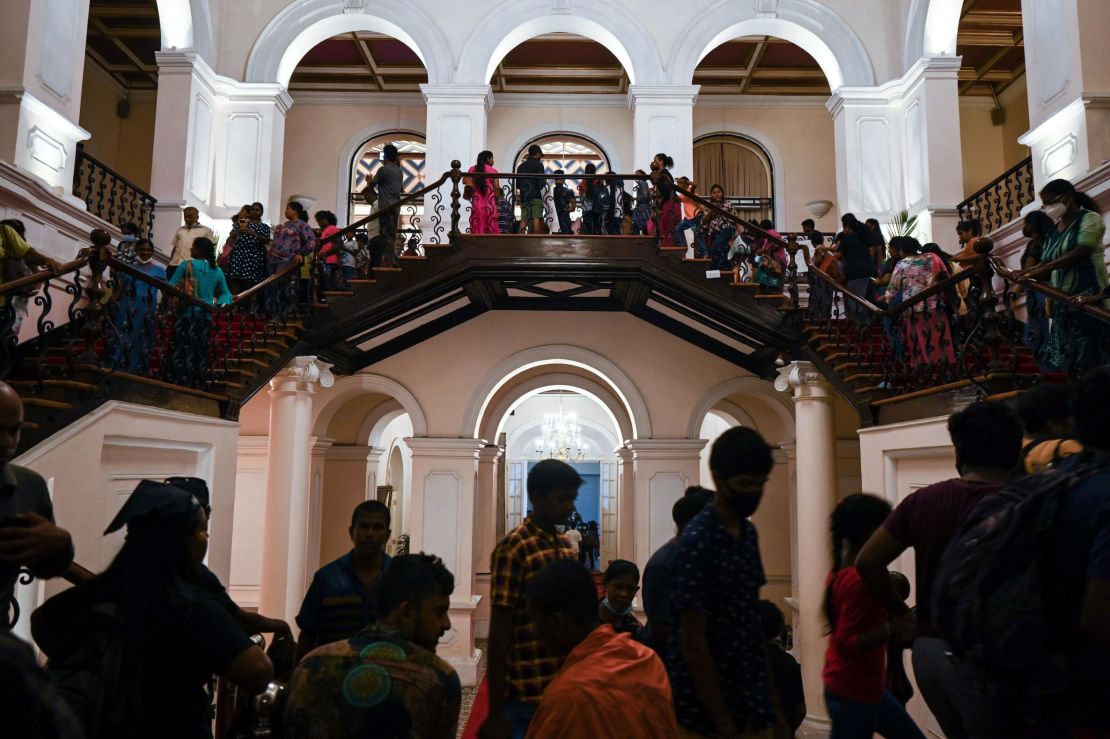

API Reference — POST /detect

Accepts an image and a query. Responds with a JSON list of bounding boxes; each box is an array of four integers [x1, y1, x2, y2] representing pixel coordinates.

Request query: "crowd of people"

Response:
[[0, 354, 1109, 738]]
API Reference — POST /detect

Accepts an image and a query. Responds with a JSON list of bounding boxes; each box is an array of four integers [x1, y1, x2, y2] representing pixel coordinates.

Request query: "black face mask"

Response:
[[722, 491, 760, 519]]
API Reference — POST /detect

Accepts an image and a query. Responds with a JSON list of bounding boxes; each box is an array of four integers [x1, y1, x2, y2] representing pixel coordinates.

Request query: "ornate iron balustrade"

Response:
[[957, 156, 1034, 234], [72, 145, 158, 238]]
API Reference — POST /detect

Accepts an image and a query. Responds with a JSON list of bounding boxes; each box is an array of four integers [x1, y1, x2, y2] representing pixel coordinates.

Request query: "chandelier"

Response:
[[534, 394, 588, 462]]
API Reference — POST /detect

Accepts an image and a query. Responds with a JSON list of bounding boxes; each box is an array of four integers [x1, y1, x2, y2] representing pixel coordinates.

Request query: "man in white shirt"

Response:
[[168, 206, 215, 280], [565, 524, 582, 558]]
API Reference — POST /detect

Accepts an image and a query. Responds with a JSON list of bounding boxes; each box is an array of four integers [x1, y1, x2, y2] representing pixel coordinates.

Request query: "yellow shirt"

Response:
[[1, 224, 31, 307]]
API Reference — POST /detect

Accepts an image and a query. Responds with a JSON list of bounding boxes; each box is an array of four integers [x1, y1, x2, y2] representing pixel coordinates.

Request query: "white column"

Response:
[[780, 440, 801, 615], [0, 0, 91, 198], [1019, 0, 1110, 189], [305, 437, 334, 580], [623, 439, 708, 568], [150, 51, 291, 256], [475, 445, 503, 576], [776, 362, 837, 738], [628, 86, 700, 181], [615, 446, 635, 561], [828, 56, 965, 243], [258, 357, 333, 628], [421, 85, 492, 240], [404, 437, 486, 685]]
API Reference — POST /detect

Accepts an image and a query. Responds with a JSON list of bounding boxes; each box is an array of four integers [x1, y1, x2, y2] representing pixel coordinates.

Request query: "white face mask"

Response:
[[137, 257, 153, 265], [1042, 202, 1067, 222]]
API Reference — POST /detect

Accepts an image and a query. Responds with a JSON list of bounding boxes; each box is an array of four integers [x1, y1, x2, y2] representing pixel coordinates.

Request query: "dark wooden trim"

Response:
[[356, 303, 488, 368]]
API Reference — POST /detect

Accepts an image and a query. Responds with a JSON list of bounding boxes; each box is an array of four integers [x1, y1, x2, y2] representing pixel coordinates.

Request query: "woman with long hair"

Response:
[[1018, 178, 1107, 369], [33, 481, 272, 738], [823, 493, 924, 739], [885, 236, 956, 369], [579, 162, 602, 235], [652, 153, 680, 247], [465, 150, 500, 235], [167, 236, 232, 388]]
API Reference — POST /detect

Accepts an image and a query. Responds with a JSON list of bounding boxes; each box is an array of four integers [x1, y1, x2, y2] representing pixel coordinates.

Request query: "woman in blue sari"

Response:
[[168, 237, 232, 388], [112, 239, 165, 375]]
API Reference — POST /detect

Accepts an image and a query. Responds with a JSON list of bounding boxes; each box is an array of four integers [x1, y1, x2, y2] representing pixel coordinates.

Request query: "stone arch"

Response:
[[336, 125, 426, 226], [461, 345, 652, 439], [312, 373, 428, 439], [693, 123, 787, 228], [479, 373, 634, 445], [245, 0, 453, 87], [500, 123, 625, 176], [667, 0, 876, 89], [156, 0, 214, 62], [455, 0, 666, 86], [686, 377, 795, 442], [905, 0, 962, 64], [354, 398, 406, 447], [505, 412, 621, 460]]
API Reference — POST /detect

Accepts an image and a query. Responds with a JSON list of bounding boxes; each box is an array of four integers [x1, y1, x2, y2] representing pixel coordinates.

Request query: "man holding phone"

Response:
[[0, 381, 73, 628]]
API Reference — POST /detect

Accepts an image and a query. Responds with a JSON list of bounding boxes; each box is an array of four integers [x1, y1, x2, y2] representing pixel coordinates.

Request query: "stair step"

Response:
[[346, 279, 377, 285], [7, 379, 98, 393], [659, 247, 687, 253], [322, 291, 355, 297], [212, 379, 245, 391], [312, 302, 331, 310], [374, 267, 403, 273], [844, 373, 884, 384], [729, 282, 760, 289], [683, 257, 711, 263], [18, 396, 74, 411], [399, 255, 427, 261], [422, 243, 451, 249]]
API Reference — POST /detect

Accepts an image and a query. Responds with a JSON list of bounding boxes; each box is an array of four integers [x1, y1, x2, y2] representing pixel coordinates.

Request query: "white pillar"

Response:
[[404, 437, 486, 685], [258, 357, 333, 628], [776, 362, 837, 738], [615, 446, 635, 561], [628, 86, 699, 181], [828, 56, 965, 243], [1019, 0, 1110, 189], [421, 85, 492, 240], [150, 51, 291, 256], [476, 445, 503, 576], [0, 0, 91, 198], [623, 439, 707, 568]]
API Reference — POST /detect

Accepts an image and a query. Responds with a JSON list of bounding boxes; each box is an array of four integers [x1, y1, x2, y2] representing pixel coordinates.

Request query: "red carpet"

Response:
[[460, 676, 489, 739]]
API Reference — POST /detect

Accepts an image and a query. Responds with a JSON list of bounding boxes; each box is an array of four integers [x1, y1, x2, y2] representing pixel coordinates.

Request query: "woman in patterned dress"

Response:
[[225, 201, 271, 294], [885, 236, 955, 368]]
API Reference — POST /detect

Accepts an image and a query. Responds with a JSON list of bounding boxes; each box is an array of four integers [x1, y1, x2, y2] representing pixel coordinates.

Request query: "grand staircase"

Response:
[[4, 164, 1106, 452]]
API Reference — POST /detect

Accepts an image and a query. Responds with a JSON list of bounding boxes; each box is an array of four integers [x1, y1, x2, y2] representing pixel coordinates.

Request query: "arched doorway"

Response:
[[693, 134, 775, 224], [347, 134, 427, 226], [513, 134, 611, 177]]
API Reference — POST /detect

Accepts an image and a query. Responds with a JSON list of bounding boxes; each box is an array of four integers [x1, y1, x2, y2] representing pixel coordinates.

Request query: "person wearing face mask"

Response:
[[1018, 210, 1056, 362], [598, 559, 646, 642], [110, 238, 164, 375], [667, 427, 780, 739], [1015, 179, 1108, 369]]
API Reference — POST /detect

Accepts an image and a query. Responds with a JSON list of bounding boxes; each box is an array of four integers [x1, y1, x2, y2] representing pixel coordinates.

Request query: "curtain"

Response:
[[692, 139, 771, 200]]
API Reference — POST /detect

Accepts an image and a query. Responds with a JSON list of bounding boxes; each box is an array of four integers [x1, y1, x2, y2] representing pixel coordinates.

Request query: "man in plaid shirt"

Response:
[[480, 459, 581, 739]]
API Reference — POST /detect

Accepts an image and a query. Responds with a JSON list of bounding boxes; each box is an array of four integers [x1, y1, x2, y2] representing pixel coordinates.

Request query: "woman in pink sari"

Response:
[[465, 150, 499, 235]]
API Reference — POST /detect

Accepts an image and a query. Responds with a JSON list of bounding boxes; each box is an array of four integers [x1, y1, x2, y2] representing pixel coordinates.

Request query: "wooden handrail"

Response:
[[106, 255, 300, 311], [673, 184, 789, 250], [63, 561, 95, 585], [991, 256, 1110, 322], [0, 256, 90, 297], [317, 170, 452, 250]]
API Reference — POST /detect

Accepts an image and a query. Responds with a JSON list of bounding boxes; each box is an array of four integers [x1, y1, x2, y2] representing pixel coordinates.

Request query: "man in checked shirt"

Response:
[[480, 459, 581, 739]]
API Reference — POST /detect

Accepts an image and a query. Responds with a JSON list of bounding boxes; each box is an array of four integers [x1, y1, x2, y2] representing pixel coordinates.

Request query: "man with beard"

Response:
[[667, 427, 778, 738]]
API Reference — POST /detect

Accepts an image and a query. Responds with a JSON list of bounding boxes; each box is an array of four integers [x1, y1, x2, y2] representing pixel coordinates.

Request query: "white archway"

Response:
[[480, 374, 634, 444], [694, 124, 788, 228], [686, 377, 795, 442], [667, 0, 876, 90], [461, 345, 652, 439], [245, 0, 453, 87], [156, 0, 214, 62], [905, 0, 963, 64], [505, 412, 621, 461], [354, 398, 406, 447], [336, 125, 426, 227], [500, 123, 625, 176], [312, 373, 429, 439], [455, 0, 665, 86]]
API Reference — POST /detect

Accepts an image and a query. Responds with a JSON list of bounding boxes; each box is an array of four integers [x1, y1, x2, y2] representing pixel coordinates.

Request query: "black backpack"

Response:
[[932, 457, 1107, 695], [47, 601, 145, 739]]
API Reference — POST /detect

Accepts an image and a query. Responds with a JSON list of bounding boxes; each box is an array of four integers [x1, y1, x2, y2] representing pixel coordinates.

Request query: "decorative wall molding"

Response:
[[311, 373, 429, 438]]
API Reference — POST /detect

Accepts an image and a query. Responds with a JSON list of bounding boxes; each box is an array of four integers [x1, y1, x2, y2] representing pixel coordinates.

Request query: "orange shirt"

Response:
[[526, 625, 678, 739]]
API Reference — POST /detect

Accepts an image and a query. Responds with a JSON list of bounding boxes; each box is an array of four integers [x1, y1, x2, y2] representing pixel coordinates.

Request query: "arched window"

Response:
[[348, 134, 426, 223], [693, 134, 775, 225], [513, 134, 611, 179]]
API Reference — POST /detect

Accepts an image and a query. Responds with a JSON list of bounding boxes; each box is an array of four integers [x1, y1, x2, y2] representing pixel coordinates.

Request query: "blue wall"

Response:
[[526, 461, 601, 524]]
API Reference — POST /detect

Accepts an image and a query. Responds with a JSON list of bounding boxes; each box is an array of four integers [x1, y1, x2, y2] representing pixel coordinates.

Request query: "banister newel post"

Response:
[[449, 160, 462, 239], [786, 234, 801, 309], [82, 229, 113, 361]]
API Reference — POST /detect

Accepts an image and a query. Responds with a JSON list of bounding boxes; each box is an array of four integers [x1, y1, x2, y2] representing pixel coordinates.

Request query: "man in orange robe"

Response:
[[524, 559, 678, 738]]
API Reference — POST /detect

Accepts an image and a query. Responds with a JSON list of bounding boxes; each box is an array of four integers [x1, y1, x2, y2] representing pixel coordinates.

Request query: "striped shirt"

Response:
[[489, 517, 574, 702]]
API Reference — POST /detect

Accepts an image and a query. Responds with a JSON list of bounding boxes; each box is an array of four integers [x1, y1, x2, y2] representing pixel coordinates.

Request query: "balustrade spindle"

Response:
[[449, 160, 462, 238]]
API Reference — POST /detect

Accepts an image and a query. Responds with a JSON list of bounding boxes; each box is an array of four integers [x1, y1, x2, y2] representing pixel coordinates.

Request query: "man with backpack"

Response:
[[856, 401, 1023, 738]]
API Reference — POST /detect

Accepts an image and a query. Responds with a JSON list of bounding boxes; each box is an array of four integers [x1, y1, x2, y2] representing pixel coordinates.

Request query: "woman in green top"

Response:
[[1018, 179, 1107, 370], [168, 237, 232, 388]]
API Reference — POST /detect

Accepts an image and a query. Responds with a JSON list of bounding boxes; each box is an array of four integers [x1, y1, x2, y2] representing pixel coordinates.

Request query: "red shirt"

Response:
[[319, 225, 342, 264], [822, 567, 887, 704], [882, 478, 1001, 635]]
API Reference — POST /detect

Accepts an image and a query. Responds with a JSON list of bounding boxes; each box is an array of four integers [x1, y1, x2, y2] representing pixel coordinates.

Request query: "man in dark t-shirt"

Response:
[[517, 144, 547, 233], [0, 381, 73, 628], [857, 401, 1023, 739]]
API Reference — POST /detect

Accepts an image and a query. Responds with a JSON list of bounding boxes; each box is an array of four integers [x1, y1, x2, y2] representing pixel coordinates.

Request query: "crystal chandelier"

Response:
[[534, 394, 588, 462]]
